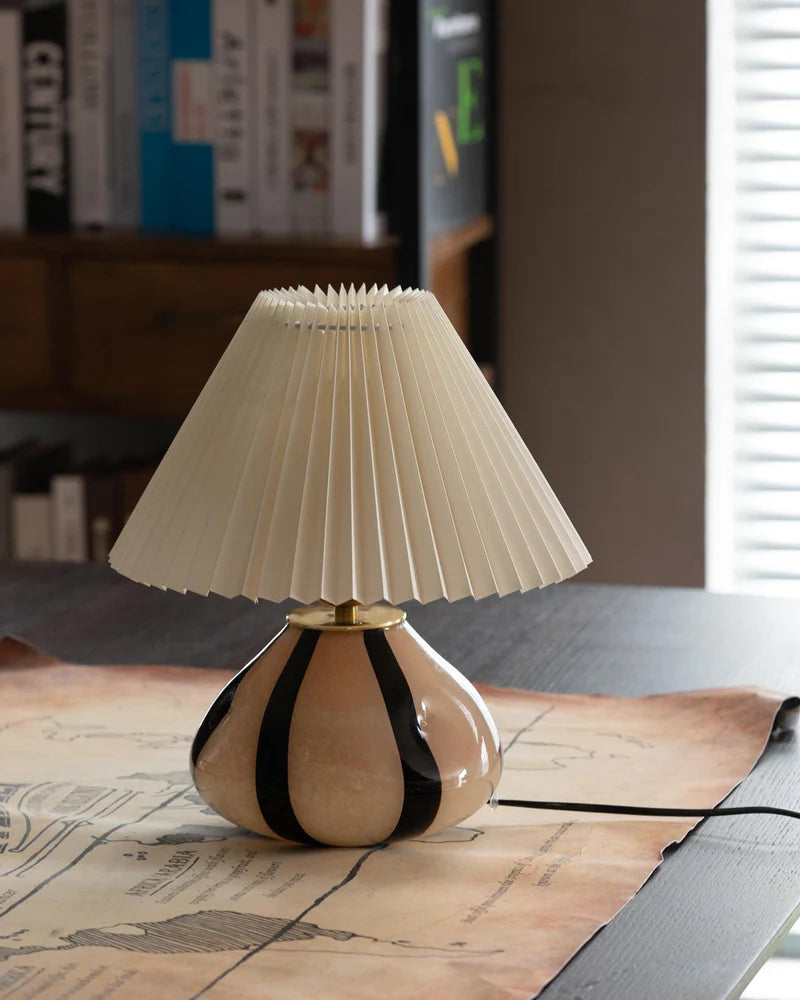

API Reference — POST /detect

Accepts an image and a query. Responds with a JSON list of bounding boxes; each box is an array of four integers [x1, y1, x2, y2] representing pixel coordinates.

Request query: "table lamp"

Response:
[[109, 285, 590, 847]]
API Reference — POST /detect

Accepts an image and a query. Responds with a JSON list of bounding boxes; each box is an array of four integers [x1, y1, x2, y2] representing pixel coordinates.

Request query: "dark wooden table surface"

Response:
[[2, 561, 799, 1000]]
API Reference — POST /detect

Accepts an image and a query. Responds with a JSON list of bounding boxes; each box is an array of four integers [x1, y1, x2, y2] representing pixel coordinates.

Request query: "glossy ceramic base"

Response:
[[190, 613, 503, 847]]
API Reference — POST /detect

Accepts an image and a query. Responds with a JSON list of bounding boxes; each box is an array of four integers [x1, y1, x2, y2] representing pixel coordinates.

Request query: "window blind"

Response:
[[708, 0, 800, 596]]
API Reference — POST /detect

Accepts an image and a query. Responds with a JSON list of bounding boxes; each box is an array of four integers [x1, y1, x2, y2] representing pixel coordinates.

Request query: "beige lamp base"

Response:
[[190, 604, 503, 847]]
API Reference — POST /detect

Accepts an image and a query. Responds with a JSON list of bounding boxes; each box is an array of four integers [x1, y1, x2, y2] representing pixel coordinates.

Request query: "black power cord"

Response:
[[495, 798, 800, 820]]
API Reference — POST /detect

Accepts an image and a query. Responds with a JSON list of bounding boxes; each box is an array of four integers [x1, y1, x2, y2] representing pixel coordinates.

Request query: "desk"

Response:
[[1, 561, 799, 1000]]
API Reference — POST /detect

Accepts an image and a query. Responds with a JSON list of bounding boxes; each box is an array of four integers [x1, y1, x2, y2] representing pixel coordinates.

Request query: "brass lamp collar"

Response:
[[287, 602, 406, 632]]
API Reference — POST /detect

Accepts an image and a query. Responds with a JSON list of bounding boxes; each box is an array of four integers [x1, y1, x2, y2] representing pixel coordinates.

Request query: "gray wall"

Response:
[[499, 1, 706, 587]]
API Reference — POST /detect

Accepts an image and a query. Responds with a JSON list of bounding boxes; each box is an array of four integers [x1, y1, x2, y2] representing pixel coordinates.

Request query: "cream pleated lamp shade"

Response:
[[109, 285, 591, 605]]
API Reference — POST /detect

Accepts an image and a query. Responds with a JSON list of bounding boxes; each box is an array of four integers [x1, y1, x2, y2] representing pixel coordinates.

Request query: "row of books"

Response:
[[0, 440, 160, 563], [0, 0, 386, 238]]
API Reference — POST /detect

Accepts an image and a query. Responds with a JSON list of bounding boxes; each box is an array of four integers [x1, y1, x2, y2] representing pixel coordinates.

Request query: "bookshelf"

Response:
[[1, 0, 499, 420], [0, 0, 498, 563]]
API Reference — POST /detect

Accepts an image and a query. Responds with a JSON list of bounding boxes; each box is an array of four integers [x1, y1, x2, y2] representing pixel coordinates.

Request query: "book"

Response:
[[119, 462, 157, 525], [22, 0, 70, 231], [291, 0, 330, 233], [290, 91, 329, 234], [85, 462, 119, 563], [12, 494, 52, 560], [0, 440, 36, 558], [111, 0, 140, 227], [68, 0, 112, 228], [0, 5, 24, 230], [253, 0, 291, 234], [421, 0, 489, 238], [45, 460, 120, 564], [213, 0, 253, 235], [0, 441, 70, 557], [293, 0, 329, 91], [170, 0, 214, 233], [384, 0, 491, 284], [137, 0, 171, 231], [330, 0, 382, 239], [51, 472, 88, 561]]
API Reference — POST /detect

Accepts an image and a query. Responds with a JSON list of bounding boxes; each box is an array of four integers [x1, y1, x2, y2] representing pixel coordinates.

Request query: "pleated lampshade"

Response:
[[109, 284, 590, 605]]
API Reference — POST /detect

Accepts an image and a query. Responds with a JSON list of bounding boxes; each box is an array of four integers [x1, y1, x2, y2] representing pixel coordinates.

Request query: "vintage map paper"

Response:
[[0, 637, 791, 1000]]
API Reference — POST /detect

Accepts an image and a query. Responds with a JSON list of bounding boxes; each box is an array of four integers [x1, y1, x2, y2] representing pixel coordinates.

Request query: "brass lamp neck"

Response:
[[333, 603, 360, 626]]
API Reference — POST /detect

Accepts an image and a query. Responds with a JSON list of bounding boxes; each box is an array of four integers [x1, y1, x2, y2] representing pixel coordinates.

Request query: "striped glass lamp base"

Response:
[[190, 607, 503, 847]]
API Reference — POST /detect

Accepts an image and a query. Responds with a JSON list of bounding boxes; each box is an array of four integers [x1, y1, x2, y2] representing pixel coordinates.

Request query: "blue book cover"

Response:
[[169, 0, 214, 233], [137, 0, 171, 231]]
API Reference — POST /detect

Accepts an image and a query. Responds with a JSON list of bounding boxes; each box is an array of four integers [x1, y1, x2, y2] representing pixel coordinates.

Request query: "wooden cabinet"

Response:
[[68, 258, 394, 416], [0, 224, 492, 418], [0, 232, 397, 418], [69, 261, 249, 416], [0, 257, 51, 393]]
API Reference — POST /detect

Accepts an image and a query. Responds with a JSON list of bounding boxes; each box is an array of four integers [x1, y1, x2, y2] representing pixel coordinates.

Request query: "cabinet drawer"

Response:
[[0, 258, 52, 392], [69, 258, 394, 417]]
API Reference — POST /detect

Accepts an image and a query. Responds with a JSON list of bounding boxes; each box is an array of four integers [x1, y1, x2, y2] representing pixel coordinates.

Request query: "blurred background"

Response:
[[0, 3, 799, 994], [0, 0, 797, 599]]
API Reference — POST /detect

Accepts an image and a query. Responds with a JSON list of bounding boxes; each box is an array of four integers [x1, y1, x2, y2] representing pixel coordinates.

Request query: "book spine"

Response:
[[253, 0, 290, 234], [12, 495, 52, 560], [170, 0, 214, 233], [111, 0, 140, 227], [385, 0, 420, 285], [89, 512, 113, 562], [69, 0, 112, 227], [0, 8, 24, 230], [421, 0, 489, 240], [290, 0, 330, 234], [22, 0, 70, 232], [86, 475, 117, 563], [0, 465, 11, 559], [137, 0, 171, 231], [290, 90, 329, 234], [213, 0, 252, 235], [51, 474, 88, 561], [330, 0, 380, 240]]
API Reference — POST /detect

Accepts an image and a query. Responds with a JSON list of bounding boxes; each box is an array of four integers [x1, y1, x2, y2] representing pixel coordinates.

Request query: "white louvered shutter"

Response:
[[708, 0, 800, 596]]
